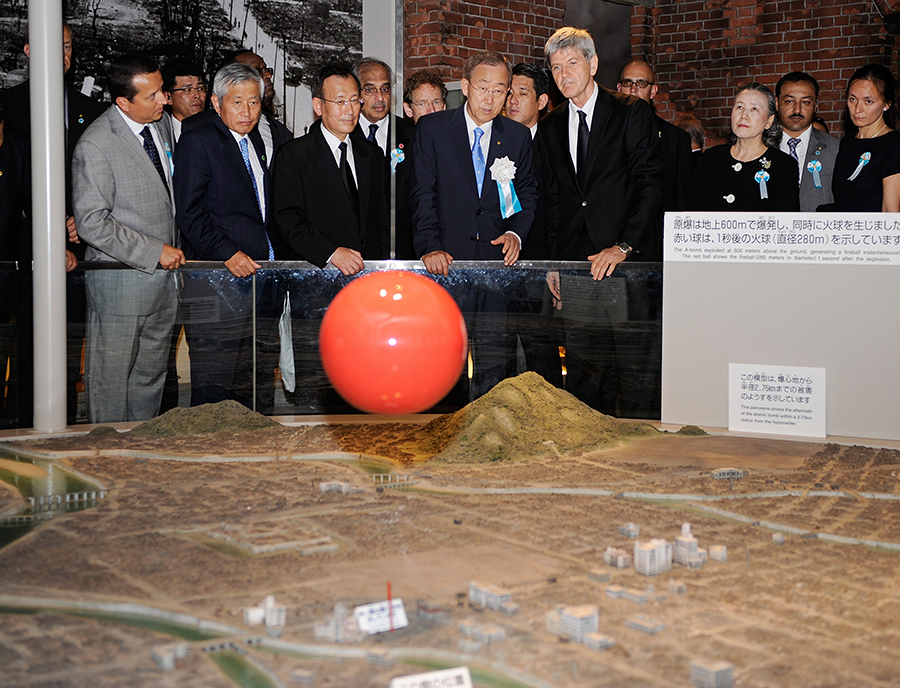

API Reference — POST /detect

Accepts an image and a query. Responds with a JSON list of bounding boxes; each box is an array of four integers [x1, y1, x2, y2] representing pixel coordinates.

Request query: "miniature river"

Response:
[[0, 449, 106, 549]]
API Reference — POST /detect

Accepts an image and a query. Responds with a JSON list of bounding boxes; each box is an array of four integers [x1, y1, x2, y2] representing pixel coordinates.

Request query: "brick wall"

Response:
[[631, 0, 900, 143], [404, 0, 565, 80]]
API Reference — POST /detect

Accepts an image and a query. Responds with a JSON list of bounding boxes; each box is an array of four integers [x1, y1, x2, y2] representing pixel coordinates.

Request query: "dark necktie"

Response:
[[367, 123, 379, 143], [576, 110, 589, 187], [339, 141, 360, 220], [787, 136, 800, 162], [140, 126, 168, 191]]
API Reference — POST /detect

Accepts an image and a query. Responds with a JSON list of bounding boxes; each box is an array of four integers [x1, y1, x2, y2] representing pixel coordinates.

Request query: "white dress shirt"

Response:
[[780, 124, 812, 185], [567, 81, 599, 175], [320, 125, 358, 186], [358, 113, 389, 154], [229, 129, 266, 220]]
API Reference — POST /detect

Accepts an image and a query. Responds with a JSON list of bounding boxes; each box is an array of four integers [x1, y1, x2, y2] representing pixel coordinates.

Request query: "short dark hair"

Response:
[[403, 71, 447, 105], [511, 63, 551, 98], [311, 63, 360, 100], [462, 51, 511, 84], [847, 63, 898, 129], [775, 71, 819, 98], [161, 60, 203, 92], [108, 54, 159, 101]]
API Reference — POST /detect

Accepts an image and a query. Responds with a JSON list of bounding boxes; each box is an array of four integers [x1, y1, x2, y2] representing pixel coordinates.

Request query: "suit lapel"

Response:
[[552, 102, 578, 185], [450, 107, 479, 198], [108, 108, 172, 207], [583, 87, 612, 189], [353, 137, 371, 236], [215, 117, 265, 217], [312, 123, 360, 233]]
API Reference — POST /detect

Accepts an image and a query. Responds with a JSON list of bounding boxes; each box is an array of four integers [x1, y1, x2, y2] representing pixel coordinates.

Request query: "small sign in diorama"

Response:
[[664, 212, 900, 265], [388, 666, 474, 688], [353, 597, 409, 635], [728, 363, 826, 438]]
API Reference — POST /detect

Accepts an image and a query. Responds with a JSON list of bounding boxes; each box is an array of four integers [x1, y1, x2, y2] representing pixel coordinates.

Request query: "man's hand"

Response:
[[545, 270, 562, 310], [159, 244, 186, 270], [66, 215, 79, 244], [421, 250, 453, 276], [491, 232, 520, 266], [65, 250, 78, 273], [330, 247, 365, 276], [224, 250, 261, 278], [587, 246, 627, 281]]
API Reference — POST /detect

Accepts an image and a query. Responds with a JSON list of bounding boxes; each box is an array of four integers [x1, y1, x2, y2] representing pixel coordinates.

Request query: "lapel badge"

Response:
[[78, 115, 84, 123]]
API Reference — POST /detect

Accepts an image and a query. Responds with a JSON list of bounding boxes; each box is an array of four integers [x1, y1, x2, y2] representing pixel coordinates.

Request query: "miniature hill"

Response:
[[419, 372, 658, 463], [129, 399, 281, 437]]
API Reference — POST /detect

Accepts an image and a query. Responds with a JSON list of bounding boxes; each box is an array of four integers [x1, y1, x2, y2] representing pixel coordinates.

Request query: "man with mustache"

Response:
[[776, 71, 839, 212]]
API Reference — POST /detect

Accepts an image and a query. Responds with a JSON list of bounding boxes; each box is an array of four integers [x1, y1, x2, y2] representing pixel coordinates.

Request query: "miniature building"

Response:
[[606, 585, 624, 599], [243, 595, 286, 629], [458, 619, 480, 637], [459, 639, 483, 653], [709, 545, 727, 562], [366, 650, 395, 667], [151, 642, 189, 671], [711, 468, 743, 480], [417, 598, 448, 623], [619, 522, 640, 538], [468, 581, 512, 611], [634, 539, 673, 576], [291, 669, 316, 686], [560, 605, 599, 643], [773, 532, 786, 545], [603, 546, 632, 569], [588, 568, 611, 584], [669, 579, 687, 595], [498, 600, 520, 617], [583, 632, 617, 651], [473, 623, 506, 644], [313, 603, 363, 643], [623, 588, 649, 605], [319, 481, 351, 494], [545, 609, 563, 637], [626, 614, 665, 635], [674, 522, 701, 568], [690, 659, 735, 688]]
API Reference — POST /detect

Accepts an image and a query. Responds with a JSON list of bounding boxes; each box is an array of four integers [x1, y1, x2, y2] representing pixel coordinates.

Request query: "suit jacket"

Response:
[[174, 115, 277, 261], [798, 127, 839, 212], [410, 106, 537, 260], [537, 86, 663, 260], [182, 108, 293, 164], [644, 115, 694, 260], [521, 129, 549, 259], [0, 128, 30, 261], [0, 80, 107, 258], [271, 119, 388, 267]]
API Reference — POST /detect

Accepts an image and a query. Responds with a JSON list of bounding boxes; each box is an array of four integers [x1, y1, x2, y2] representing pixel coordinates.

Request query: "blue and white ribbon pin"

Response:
[[755, 169, 770, 200], [390, 145, 405, 173], [807, 159, 823, 189], [848, 151, 871, 181], [489, 156, 522, 219]]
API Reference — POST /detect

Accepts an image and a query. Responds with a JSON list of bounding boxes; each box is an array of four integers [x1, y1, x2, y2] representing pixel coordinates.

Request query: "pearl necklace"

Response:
[[858, 122, 889, 139]]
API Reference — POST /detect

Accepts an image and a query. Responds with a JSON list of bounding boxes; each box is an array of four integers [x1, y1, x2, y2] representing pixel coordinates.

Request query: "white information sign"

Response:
[[729, 364, 826, 438], [388, 666, 474, 688], [664, 212, 900, 265], [353, 598, 408, 634]]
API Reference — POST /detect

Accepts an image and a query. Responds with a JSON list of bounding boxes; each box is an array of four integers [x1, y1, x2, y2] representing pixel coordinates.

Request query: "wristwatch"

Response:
[[615, 242, 633, 256]]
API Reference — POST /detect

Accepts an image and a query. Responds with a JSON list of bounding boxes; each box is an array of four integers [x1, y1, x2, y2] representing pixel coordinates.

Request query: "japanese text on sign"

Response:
[[728, 364, 826, 438], [389, 667, 474, 688], [353, 598, 409, 634]]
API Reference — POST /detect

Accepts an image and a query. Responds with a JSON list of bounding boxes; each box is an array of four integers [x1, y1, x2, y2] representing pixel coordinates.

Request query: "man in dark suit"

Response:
[[72, 54, 185, 423], [0, 21, 106, 425], [174, 63, 280, 410], [539, 27, 663, 416], [353, 57, 416, 259], [411, 51, 537, 399], [617, 59, 693, 261], [775, 71, 839, 212], [162, 60, 207, 142], [272, 63, 387, 272]]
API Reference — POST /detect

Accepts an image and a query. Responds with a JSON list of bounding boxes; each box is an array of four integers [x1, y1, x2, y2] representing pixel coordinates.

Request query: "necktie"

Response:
[[576, 110, 589, 187], [339, 141, 360, 220], [140, 126, 168, 191], [787, 136, 800, 162], [239, 138, 274, 261], [367, 123, 379, 143], [472, 127, 486, 197]]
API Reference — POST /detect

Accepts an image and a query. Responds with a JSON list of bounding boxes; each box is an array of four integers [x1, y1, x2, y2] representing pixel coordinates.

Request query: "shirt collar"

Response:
[[463, 107, 494, 141]]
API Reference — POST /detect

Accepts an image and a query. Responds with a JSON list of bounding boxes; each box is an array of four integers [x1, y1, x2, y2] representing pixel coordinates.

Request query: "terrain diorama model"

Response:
[[1, 373, 899, 688]]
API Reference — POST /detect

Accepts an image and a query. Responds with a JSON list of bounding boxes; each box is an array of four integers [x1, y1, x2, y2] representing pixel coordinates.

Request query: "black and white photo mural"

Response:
[[0, 0, 363, 133]]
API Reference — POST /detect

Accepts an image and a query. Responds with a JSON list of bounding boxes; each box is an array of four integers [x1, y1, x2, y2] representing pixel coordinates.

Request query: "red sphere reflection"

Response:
[[319, 271, 468, 414]]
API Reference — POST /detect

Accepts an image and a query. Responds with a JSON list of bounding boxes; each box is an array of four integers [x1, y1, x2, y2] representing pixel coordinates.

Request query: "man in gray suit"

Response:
[[776, 72, 839, 212], [72, 54, 185, 423]]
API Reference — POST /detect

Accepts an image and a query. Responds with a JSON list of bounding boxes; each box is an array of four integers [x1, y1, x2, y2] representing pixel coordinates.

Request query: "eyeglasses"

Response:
[[320, 96, 361, 108], [619, 78, 654, 89], [469, 85, 509, 98], [170, 85, 207, 95], [362, 84, 392, 96], [259, 66, 274, 76], [412, 98, 445, 109]]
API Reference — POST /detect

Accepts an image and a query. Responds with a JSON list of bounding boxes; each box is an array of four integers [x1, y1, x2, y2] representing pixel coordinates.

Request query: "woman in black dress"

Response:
[[696, 83, 800, 211], [832, 64, 900, 212]]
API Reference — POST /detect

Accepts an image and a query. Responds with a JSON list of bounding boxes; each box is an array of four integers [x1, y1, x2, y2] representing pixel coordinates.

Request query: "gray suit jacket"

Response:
[[73, 107, 180, 316], [798, 127, 839, 212], [73, 107, 179, 272]]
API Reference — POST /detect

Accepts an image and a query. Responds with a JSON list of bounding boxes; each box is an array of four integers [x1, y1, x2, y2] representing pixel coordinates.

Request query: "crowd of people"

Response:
[[2, 22, 899, 425]]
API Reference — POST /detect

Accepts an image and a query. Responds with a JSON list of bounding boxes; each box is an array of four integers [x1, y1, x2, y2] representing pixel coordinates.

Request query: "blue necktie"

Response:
[[239, 137, 275, 261], [367, 123, 379, 143], [472, 127, 486, 197]]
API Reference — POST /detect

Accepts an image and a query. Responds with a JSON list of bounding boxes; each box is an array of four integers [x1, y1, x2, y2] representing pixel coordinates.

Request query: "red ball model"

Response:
[[319, 271, 468, 414]]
